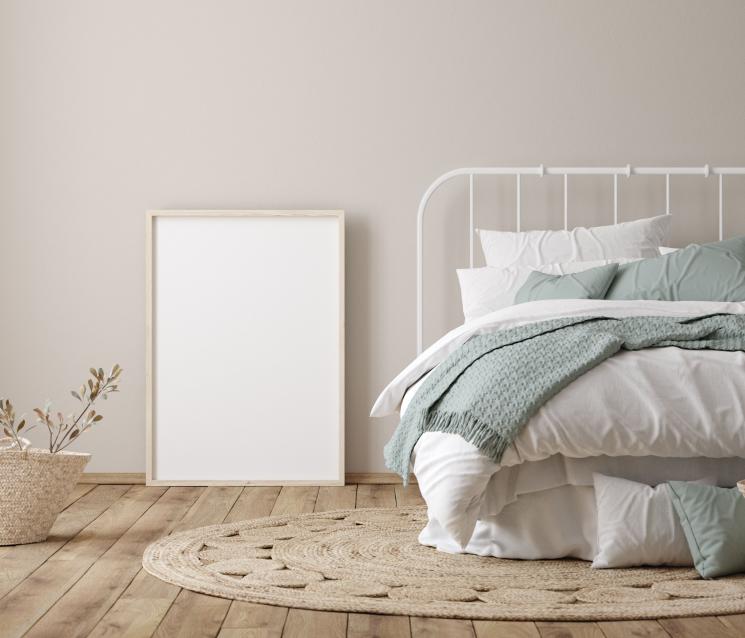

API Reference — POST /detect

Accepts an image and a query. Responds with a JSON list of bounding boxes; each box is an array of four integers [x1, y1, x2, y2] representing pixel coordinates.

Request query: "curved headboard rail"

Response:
[[416, 164, 745, 354]]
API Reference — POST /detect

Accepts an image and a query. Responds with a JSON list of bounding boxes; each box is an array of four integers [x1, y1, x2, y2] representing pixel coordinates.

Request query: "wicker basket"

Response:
[[0, 448, 90, 545]]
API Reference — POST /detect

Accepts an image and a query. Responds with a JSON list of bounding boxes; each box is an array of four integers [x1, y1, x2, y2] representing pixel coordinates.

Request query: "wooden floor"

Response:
[[1, 485, 745, 638]]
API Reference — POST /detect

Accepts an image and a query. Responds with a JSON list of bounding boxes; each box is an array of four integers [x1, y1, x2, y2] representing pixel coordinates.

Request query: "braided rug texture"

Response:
[[142, 506, 745, 621]]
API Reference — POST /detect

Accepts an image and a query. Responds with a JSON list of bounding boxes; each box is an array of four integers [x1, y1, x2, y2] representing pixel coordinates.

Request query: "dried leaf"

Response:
[[3, 427, 11, 437], [93, 414, 103, 422], [17, 419, 25, 432], [71, 390, 81, 401]]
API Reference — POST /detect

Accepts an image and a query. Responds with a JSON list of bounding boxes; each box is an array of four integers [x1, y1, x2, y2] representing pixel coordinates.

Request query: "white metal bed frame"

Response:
[[417, 164, 745, 353]]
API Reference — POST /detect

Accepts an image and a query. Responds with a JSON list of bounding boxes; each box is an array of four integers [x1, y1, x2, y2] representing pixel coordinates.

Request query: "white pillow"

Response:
[[477, 215, 671, 268], [457, 258, 639, 322], [592, 473, 714, 569], [659, 246, 678, 254]]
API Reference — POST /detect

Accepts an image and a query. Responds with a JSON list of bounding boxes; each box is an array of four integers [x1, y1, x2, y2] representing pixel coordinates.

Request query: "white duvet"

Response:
[[372, 299, 745, 548]]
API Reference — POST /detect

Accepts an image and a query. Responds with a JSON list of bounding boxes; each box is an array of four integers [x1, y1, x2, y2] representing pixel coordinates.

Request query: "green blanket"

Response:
[[384, 314, 745, 483]]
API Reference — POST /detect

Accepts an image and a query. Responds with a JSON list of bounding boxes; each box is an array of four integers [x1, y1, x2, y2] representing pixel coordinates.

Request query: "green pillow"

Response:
[[667, 481, 745, 578], [605, 235, 745, 301], [515, 263, 619, 304]]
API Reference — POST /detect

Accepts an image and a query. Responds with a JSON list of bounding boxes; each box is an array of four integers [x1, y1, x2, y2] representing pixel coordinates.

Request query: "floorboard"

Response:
[[153, 589, 231, 638], [220, 601, 288, 637], [315, 485, 357, 511], [0, 485, 165, 638], [282, 608, 346, 638], [271, 486, 319, 516], [718, 614, 745, 635], [658, 616, 739, 638], [410, 617, 475, 637], [1, 484, 743, 638], [536, 621, 605, 637], [394, 484, 425, 508], [88, 486, 241, 638], [0, 484, 129, 601], [62, 482, 97, 509], [225, 486, 282, 523], [24, 486, 203, 638], [598, 619, 671, 637], [220, 487, 288, 638], [356, 484, 396, 509], [473, 620, 541, 637]]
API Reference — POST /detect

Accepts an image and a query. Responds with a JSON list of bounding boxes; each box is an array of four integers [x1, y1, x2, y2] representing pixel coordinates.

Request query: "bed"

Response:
[[371, 164, 745, 564]]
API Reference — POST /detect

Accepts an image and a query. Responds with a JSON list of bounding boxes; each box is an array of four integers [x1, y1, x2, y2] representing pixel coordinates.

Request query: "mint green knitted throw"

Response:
[[384, 314, 745, 483]]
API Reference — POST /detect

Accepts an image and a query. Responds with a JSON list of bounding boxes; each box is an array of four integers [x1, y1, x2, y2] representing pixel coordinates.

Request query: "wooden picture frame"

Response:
[[146, 210, 344, 486]]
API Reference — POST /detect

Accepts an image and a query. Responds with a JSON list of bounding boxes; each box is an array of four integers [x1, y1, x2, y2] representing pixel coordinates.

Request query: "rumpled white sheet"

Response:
[[372, 299, 745, 549]]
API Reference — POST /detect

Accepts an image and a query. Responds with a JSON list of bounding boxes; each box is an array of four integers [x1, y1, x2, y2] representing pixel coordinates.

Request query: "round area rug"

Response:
[[142, 506, 745, 621]]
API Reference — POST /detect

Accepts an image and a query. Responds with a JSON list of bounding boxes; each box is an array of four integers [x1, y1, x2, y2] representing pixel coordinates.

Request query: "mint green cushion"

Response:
[[605, 235, 745, 301], [667, 481, 745, 578], [515, 263, 618, 304]]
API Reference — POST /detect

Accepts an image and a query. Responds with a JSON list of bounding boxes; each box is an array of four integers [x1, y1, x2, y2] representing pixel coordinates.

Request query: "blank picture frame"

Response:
[[146, 210, 344, 485]]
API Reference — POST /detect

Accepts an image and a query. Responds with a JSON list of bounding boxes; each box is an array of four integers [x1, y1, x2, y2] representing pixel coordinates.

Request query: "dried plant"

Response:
[[0, 399, 33, 451], [0, 365, 122, 454]]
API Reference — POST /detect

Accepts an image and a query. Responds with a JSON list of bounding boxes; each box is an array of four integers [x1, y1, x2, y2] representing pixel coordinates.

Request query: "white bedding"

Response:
[[372, 299, 745, 550]]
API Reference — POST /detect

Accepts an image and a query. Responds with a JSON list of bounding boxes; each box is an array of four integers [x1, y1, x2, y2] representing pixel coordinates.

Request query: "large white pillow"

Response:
[[477, 215, 671, 268], [592, 473, 714, 569], [457, 258, 639, 322]]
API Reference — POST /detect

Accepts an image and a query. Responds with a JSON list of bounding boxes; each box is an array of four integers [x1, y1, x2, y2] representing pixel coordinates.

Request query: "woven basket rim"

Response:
[[0, 448, 91, 459]]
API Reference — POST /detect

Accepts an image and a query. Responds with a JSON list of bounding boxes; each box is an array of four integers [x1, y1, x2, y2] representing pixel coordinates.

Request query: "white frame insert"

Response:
[[146, 210, 345, 486]]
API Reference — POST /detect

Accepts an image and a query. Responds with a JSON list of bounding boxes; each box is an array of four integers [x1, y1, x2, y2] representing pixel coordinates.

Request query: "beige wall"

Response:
[[1, 0, 744, 473]]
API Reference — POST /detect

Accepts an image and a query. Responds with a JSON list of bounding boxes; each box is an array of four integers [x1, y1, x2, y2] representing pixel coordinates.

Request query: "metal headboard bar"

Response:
[[416, 165, 745, 354]]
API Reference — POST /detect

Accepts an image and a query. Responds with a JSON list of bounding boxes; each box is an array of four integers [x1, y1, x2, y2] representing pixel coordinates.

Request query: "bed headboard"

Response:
[[416, 164, 745, 353]]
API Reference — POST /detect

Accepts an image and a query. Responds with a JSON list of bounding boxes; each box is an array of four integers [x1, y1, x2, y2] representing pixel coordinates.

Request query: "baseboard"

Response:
[[80, 472, 414, 485], [345, 472, 416, 484], [79, 473, 147, 484]]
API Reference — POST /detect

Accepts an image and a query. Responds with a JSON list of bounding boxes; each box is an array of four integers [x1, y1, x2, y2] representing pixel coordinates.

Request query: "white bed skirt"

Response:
[[419, 485, 599, 560], [415, 452, 745, 561]]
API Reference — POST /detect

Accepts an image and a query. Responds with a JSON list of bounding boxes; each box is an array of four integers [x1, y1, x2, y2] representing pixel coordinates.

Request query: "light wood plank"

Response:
[[658, 616, 738, 638], [395, 484, 425, 507], [88, 486, 242, 638], [0, 484, 129, 600], [218, 630, 281, 638], [536, 622, 605, 638], [356, 484, 396, 509], [282, 608, 346, 638], [87, 569, 181, 638], [226, 486, 282, 523], [718, 615, 745, 635], [0, 485, 165, 638], [63, 482, 96, 508], [271, 486, 319, 516], [153, 588, 231, 637], [315, 485, 357, 512], [221, 487, 287, 638], [411, 617, 475, 638], [473, 620, 541, 638], [220, 601, 288, 637], [24, 486, 203, 638], [348, 613, 411, 638], [598, 619, 671, 637]]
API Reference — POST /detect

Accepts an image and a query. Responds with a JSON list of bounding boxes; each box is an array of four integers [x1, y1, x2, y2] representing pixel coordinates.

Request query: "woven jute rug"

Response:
[[142, 506, 745, 621]]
